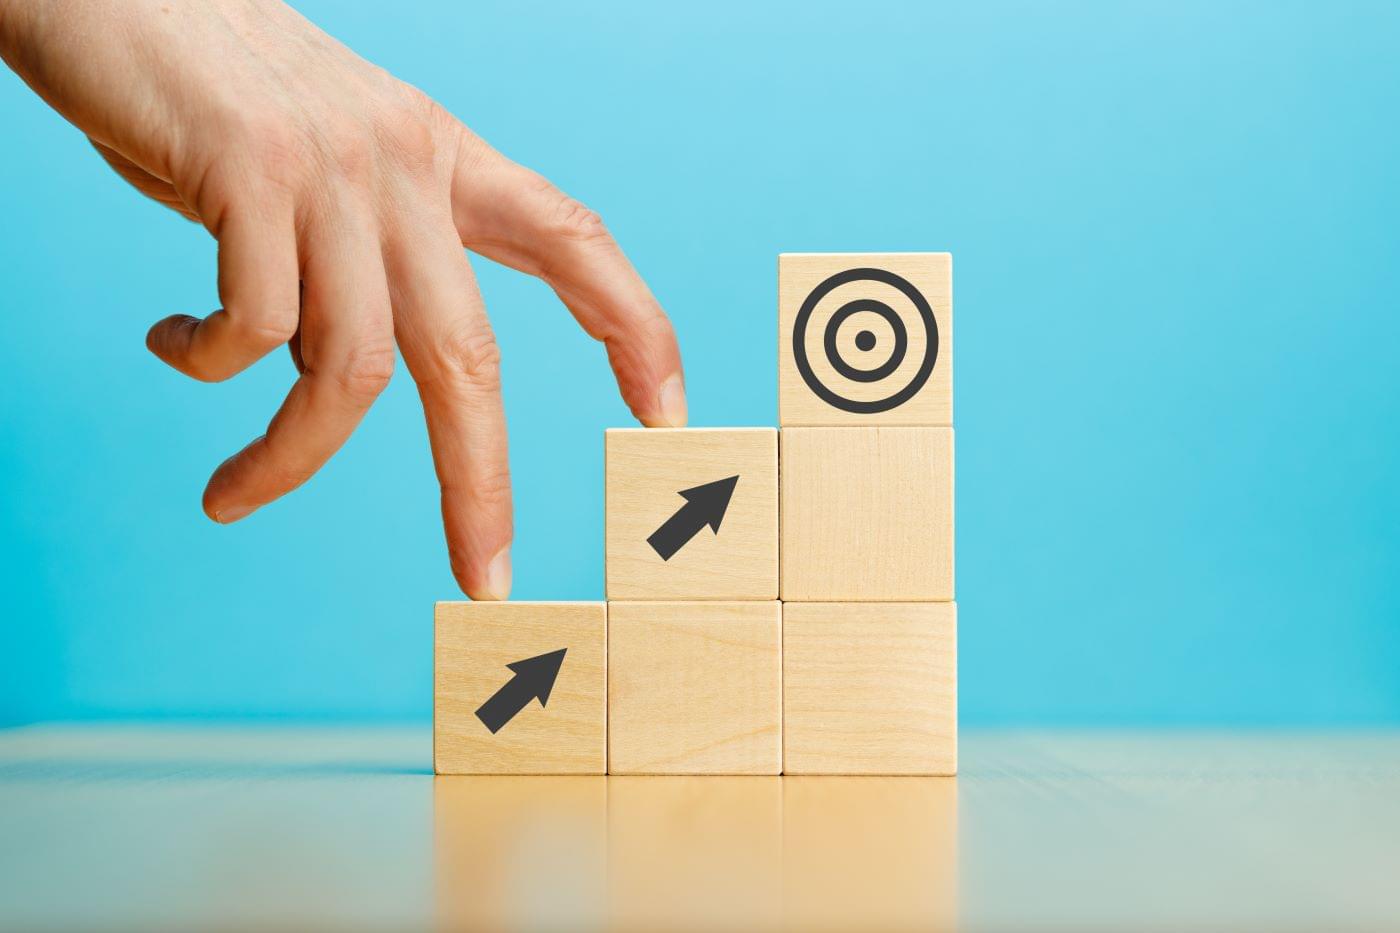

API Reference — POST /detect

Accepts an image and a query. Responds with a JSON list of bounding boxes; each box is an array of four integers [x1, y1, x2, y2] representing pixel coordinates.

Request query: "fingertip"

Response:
[[455, 545, 513, 601], [482, 545, 513, 600], [145, 314, 193, 363], [645, 372, 687, 428], [211, 505, 257, 524], [202, 485, 257, 524], [202, 451, 259, 524]]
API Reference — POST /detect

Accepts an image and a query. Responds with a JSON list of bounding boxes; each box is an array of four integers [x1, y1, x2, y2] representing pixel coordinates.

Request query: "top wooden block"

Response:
[[779, 252, 952, 426]]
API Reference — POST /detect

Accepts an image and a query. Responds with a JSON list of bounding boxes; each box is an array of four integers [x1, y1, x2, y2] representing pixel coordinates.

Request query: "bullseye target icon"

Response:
[[792, 267, 939, 414]]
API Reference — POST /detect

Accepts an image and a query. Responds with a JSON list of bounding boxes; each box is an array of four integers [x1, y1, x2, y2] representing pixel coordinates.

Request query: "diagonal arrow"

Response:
[[646, 475, 740, 561], [474, 648, 567, 734]]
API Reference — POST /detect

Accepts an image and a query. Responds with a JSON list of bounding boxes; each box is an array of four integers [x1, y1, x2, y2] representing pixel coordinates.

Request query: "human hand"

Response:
[[0, 0, 686, 599]]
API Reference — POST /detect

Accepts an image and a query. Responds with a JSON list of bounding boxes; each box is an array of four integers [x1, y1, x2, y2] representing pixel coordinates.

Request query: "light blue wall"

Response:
[[3, 0, 1398, 724]]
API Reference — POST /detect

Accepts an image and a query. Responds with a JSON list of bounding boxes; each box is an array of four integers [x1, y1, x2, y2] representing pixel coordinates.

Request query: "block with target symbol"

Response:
[[779, 252, 951, 426], [606, 428, 778, 600]]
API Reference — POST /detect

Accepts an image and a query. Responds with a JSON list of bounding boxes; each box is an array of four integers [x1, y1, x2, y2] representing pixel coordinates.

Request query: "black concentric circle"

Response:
[[792, 268, 938, 413]]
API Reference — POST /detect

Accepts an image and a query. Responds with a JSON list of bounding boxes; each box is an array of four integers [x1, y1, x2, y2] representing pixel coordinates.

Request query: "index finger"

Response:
[[448, 136, 687, 429]]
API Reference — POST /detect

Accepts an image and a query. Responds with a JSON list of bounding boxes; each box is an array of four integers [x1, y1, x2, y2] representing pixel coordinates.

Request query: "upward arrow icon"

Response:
[[646, 475, 740, 561], [474, 649, 568, 734]]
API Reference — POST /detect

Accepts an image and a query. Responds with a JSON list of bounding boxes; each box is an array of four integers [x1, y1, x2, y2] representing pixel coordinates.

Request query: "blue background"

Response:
[[3, 1, 1398, 725]]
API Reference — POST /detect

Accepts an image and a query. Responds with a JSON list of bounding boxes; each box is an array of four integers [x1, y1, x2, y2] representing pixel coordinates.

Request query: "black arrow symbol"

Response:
[[646, 475, 740, 561], [474, 648, 568, 734]]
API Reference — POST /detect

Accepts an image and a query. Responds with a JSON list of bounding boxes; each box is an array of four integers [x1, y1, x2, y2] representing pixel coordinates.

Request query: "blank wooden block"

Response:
[[608, 601, 781, 774], [781, 426, 954, 601], [606, 428, 778, 600], [434, 602, 606, 774], [783, 602, 957, 775], [779, 252, 952, 427]]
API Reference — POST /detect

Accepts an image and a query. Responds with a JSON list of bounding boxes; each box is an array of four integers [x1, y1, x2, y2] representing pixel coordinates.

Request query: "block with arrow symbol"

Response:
[[435, 602, 606, 775], [606, 428, 778, 600]]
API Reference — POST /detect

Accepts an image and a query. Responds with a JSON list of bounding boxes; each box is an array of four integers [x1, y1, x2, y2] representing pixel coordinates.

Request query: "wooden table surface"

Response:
[[2, 725, 1397, 932]]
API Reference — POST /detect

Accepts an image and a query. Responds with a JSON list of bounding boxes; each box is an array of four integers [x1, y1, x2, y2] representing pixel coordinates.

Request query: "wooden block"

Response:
[[781, 426, 954, 601], [608, 601, 782, 774], [783, 602, 957, 775], [779, 252, 952, 427], [606, 428, 778, 600], [434, 602, 606, 774]]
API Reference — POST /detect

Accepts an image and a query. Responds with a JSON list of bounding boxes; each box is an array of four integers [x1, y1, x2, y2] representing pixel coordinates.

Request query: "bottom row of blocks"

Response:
[[434, 601, 956, 775]]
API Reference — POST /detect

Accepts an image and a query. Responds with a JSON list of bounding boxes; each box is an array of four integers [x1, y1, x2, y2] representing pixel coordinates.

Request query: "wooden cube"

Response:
[[434, 602, 606, 774], [779, 252, 952, 427], [783, 602, 957, 775], [781, 426, 954, 601], [608, 601, 781, 774], [606, 428, 778, 600]]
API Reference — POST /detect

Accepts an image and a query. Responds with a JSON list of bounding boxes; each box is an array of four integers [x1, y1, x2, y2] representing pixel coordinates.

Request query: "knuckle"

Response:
[[334, 339, 396, 403], [242, 436, 318, 492], [263, 455, 317, 491], [239, 313, 299, 349], [228, 115, 303, 193], [373, 91, 439, 173], [424, 321, 503, 396], [472, 468, 513, 516], [327, 126, 375, 184], [185, 360, 230, 384], [550, 194, 611, 243]]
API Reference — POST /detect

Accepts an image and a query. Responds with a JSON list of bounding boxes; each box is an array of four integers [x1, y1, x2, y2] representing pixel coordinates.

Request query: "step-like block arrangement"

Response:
[[606, 428, 778, 600], [434, 602, 606, 774], [781, 426, 954, 601], [434, 250, 956, 776], [608, 601, 781, 774]]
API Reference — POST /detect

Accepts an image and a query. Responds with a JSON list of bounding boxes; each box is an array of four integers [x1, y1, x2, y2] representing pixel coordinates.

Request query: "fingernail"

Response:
[[658, 373, 687, 427], [482, 546, 512, 600], [213, 505, 255, 524]]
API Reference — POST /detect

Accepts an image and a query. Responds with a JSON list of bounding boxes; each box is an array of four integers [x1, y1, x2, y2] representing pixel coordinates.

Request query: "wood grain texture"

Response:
[[783, 602, 957, 775], [779, 252, 952, 427], [781, 426, 954, 601], [434, 602, 606, 775], [608, 601, 782, 774], [606, 428, 778, 600]]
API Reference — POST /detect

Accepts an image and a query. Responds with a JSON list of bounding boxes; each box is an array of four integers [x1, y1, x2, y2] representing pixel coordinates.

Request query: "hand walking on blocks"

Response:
[[433, 250, 956, 777]]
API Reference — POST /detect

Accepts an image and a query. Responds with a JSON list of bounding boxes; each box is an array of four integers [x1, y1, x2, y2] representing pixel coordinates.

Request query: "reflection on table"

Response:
[[434, 774, 957, 932]]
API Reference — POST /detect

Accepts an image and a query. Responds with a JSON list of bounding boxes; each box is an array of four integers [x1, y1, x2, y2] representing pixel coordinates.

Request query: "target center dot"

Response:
[[855, 330, 877, 351]]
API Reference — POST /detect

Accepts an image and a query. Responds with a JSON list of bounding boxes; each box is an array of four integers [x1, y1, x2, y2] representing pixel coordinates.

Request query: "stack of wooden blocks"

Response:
[[435, 253, 954, 775]]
